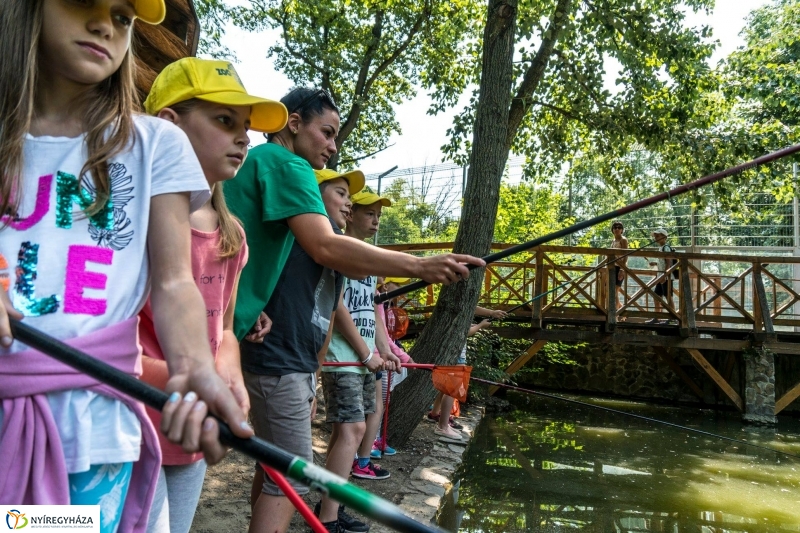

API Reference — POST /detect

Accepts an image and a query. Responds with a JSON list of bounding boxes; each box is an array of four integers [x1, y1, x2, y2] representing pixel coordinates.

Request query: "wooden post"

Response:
[[753, 263, 777, 342], [686, 348, 743, 411], [531, 249, 545, 329], [488, 340, 548, 395], [652, 347, 704, 400], [776, 380, 800, 415], [605, 254, 617, 333], [679, 258, 697, 338]]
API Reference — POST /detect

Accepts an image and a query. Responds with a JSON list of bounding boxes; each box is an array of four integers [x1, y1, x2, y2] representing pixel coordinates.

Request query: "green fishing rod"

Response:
[[9, 319, 447, 533]]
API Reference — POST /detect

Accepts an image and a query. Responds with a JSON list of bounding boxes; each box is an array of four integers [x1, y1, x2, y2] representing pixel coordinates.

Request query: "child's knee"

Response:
[[336, 422, 366, 444]]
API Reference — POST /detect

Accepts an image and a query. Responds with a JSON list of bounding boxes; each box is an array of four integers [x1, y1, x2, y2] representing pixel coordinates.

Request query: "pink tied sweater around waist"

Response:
[[0, 317, 161, 533]]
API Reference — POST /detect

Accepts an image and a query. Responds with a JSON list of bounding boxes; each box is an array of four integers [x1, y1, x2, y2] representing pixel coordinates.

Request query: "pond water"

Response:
[[438, 393, 800, 532]]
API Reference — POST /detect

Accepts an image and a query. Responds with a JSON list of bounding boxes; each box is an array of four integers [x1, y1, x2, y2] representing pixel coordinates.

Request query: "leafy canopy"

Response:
[[230, 0, 482, 168]]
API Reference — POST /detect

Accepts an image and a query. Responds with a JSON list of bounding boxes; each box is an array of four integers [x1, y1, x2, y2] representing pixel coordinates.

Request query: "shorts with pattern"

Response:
[[321, 372, 376, 423]]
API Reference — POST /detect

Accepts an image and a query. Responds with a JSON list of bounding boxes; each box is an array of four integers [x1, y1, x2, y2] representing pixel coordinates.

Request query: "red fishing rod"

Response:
[[375, 144, 800, 303]]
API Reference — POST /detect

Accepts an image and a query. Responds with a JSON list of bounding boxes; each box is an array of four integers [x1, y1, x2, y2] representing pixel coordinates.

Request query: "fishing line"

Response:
[[469, 376, 800, 461], [376, 143, 800, 304]]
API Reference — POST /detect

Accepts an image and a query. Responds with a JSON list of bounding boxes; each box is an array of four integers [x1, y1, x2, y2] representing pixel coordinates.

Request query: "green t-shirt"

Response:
[[225, 143, 327, 340]]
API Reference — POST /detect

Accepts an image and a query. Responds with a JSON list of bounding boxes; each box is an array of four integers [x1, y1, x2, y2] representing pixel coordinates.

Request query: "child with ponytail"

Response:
[[139, 57, 287, 533]]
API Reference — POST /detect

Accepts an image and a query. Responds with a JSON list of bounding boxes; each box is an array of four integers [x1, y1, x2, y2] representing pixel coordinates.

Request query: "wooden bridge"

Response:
[[383, 243, 800, 419]]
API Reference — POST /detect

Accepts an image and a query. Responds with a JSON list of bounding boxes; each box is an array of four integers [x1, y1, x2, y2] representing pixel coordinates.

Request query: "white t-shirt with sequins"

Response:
[[0, 115, 210, 473]]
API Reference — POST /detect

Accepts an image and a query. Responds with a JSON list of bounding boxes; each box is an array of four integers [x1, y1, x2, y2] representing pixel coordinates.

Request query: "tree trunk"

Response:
[[387, 0, 518, 446]]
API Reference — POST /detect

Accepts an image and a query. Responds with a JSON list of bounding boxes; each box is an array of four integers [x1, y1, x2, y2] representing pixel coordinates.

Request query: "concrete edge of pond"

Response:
[[371, 406, 485, 533]]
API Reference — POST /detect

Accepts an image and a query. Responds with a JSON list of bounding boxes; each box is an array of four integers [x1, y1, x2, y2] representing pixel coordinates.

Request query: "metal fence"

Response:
[[366, 160, 800, 252]]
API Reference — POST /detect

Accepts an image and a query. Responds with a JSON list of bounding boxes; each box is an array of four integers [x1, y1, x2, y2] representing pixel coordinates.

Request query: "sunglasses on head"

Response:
[[289, 88, 339, 115]]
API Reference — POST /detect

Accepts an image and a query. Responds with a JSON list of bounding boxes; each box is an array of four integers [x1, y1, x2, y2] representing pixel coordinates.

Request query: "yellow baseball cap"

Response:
[[314, 169, 365, 195], [135, 0, 166, 24], [351, 191, 392, 207], [383, 277, 410, 285], [144, 58, 288, 133]]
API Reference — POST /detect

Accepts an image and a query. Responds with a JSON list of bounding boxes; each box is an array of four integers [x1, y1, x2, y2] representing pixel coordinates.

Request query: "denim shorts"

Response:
[[456, 345, 467, 365]]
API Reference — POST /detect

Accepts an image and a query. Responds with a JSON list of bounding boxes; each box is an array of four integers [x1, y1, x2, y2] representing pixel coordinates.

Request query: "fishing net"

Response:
[[431, 365, 472, 403], [385, 306, 410, 340]]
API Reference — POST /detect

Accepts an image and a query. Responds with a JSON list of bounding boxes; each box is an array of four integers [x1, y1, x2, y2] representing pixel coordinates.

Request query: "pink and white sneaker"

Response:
[[351, 460, 391, 480]]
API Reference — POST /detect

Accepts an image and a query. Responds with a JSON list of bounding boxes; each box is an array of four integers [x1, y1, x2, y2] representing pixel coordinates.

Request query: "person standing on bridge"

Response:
[[648, 229, 674, 324], [609, 221, 629, 313]]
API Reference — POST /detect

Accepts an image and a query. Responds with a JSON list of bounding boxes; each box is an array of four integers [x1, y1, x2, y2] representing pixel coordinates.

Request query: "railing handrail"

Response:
[[380, 242, 800, 264]]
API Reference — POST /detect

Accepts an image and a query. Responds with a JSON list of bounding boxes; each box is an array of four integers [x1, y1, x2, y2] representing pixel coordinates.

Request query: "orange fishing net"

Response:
[[385, 306, 410, 340], [431, 365, 472, 403]]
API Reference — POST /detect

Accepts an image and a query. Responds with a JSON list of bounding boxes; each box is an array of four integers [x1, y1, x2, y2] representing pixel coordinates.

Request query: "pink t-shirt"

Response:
[[138, 224, 248, 464]]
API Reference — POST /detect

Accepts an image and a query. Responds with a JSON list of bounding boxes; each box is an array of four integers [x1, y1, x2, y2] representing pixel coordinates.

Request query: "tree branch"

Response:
[[278, 11, 323, 73], [505, 0, 574, 151], [337, 143, 396, 165], [338, 1, 430, 152]]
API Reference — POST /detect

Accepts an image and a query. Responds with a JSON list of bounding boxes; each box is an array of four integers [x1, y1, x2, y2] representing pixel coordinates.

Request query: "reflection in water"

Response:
[[439, 393, 800, 532]]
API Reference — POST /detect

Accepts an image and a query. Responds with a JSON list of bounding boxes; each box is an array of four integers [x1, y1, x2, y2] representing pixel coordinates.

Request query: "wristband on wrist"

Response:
[[361, 353, 373, 365]]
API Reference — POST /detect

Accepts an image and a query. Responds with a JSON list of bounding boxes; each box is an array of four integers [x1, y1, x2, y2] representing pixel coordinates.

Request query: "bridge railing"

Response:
[[381, 243, 800, 335]]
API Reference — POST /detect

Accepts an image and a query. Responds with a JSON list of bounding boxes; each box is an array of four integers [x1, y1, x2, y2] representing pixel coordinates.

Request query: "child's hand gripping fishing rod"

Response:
[[375, 144, 800, 304], [8, 319, 447, 533]]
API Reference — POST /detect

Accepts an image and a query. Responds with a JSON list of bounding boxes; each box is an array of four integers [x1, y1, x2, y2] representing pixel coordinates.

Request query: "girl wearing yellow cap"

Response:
[[140, 57, 288, 533], [0, 1, 253, 529]]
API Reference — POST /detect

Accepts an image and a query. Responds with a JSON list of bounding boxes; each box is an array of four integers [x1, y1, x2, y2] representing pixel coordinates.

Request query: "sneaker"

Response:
[[372, 439, 396, 456], [314, 503, 370, 533], [448, 417, 463, 430], [434, 425, 463, 442], [645, 318, 658, 324], [317, 520, 345, 533], [426, 411, 440, 423], [352, 459, 391, 480]]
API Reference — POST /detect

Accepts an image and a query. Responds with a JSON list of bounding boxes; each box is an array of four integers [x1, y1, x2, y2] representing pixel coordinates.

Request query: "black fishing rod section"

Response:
[[376, 143, 800, 303], [8, 319, 447, 533]]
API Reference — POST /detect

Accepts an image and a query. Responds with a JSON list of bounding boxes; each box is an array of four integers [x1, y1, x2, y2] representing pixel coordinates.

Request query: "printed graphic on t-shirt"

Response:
[[2, 166, 136, 317], [343, 276, 376, 340], [84, 163, 135, 251], [195, 270, 227, 353]]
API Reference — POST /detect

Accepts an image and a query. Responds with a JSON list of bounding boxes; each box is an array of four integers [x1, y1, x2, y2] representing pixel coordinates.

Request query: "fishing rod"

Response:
[[483, 239, 657, 319], [375, 144, 800, 303], [8, 319, 446, 533], [469, 376, 800, 461]]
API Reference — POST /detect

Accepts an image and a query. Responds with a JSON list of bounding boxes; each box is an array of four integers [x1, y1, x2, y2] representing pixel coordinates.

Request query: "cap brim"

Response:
[[135, 0, 166, 24], [196, 92, 289, 133], [341, 171, 365, 195]]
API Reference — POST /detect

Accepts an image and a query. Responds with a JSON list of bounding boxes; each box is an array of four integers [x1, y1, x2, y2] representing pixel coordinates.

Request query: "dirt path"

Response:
[[190, 391, 440, 533]]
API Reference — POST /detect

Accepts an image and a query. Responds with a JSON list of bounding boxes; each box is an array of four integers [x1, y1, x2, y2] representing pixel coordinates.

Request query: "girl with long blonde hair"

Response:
[[0, 1, 252, 530]]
